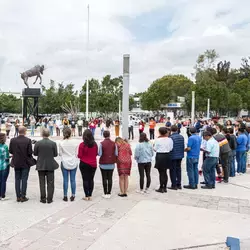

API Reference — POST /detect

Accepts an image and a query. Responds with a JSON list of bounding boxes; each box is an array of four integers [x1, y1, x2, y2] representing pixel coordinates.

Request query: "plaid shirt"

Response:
[[0, 144, 9, 171]]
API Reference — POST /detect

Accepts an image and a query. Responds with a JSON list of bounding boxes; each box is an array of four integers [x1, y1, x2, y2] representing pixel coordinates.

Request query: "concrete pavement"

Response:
[[0, 126, 250, 249]]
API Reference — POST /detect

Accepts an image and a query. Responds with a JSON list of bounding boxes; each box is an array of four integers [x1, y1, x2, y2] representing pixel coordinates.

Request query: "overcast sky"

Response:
[[0, 0, 250, 93]]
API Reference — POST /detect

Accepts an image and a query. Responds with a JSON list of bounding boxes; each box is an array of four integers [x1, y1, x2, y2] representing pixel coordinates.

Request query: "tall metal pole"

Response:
[[191, 91, 195, 125], [122, 54, 130, 139], [86, 4, 90, 121], [118, 100, 121, 121], [207, 98, 210, 119]]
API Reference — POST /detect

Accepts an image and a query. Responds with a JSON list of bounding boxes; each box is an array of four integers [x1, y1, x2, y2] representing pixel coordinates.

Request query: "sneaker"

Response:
[[63, 196, 68, 202], [70, 196, 75, 202], [102, 194, 107, 199], [144, 189, 150, 194], [106, 194, 111, 199], [136, 189, 144, 194]]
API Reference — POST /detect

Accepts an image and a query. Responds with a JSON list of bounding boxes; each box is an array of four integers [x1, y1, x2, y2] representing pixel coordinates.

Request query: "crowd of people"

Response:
[[0, 115, 249, 203]]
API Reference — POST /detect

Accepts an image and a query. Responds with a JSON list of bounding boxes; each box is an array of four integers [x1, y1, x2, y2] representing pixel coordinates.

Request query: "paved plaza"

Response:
[[1, 126, 250, 249]]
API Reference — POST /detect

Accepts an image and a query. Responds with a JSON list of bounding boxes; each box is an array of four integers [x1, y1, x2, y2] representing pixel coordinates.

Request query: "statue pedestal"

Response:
[[22, 88, 41, 122]]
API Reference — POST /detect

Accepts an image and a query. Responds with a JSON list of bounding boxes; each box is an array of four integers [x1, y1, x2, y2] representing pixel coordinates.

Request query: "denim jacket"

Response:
[[134, 142, 154, 163]]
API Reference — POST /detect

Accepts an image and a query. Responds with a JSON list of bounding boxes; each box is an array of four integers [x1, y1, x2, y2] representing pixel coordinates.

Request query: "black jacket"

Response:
[[9, 135, 33, 168], [34, 138, 59, 171]]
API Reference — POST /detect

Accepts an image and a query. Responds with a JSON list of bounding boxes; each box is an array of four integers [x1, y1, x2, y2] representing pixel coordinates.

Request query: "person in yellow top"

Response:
[[115, 119, 120, 137], [62, 117, 69, 128], [149, 118, 156, 140]]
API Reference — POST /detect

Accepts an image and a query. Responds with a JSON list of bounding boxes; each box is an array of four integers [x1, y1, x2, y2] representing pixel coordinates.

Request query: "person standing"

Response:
[[139, 120, 145, 135], [116, 137, 132, 197], [128, 117, 134, 140], [184, 127, 202, 189], [100, 120, 106, 136], [212, 126, 231, 183], [63, 117, 69, 128], [134, 133, 154, 194], [236, 128, 248, 174], [14, 119, 20, 137], [77, 118, 83, 137], [99, 130, 117, 198], [0, 133, 10, 200], [55, 118, 62, 137], [59, 128, 78, 202], [5, 118, 12, 139], [9, 126, 32, 202], [34, 129, 59, 204], [201, 131, 220, 189], [149, 118, 156, 140], [78, 129, 98, 201], [89, 120, 96, 137], [48, 118, 54, 136], [30, 116, 36, 137], [226, 128, 237, 177], [165, 117, 172, 128], [114, 120, 120, 137], [169, 125, 185, 190], [71, 119, 76, 137], [154, 127, 173, 193]]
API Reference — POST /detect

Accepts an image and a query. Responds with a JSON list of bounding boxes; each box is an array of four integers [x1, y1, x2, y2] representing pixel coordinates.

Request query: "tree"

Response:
[[195, 49, 219, 71], [0, 94, 22, 113], [140, 75, 193, 111]]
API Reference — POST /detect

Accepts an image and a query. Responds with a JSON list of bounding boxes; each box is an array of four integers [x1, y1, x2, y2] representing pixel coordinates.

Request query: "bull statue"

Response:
[[21, 65, 45, 88]]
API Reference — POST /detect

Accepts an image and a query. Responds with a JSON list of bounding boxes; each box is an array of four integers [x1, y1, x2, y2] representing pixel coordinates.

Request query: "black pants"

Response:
[[170, 159, 182, 187], [15, 168, 30, 198], [80, 162, 96, 197], [78, 126, 83, 136], [100, 169, 114, 194], [128, 126, 134, 140], [221, 152, 229, 182], [56, 127, 60, 136], [158, 168, 168, 189], [149, 129, 155, 140], [138, 163, 151, 190], [38, 171, 55, 202], [6, 130, 10, 137]]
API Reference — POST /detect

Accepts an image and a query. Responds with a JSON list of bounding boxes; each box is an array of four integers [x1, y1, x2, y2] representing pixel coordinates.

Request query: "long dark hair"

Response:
[[139, 132, 149, 143], [83, 129, 96, 148]]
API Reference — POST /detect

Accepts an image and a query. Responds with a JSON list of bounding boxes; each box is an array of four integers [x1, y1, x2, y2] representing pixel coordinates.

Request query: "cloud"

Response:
[[0, 0, 250, 94]]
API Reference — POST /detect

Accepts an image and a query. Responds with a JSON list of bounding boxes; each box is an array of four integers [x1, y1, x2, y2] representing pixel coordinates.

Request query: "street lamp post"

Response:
[[122, 54, 130, 139], [86, 4, 90, 121]]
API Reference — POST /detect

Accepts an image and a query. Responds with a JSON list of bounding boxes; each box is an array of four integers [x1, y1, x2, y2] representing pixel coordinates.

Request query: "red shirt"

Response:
[[78, 142, 98, 167]]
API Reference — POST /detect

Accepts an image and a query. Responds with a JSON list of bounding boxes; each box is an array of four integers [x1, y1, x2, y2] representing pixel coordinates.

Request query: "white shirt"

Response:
[[154, 137, 173, 153], [129, 120, 135, 127], [59, 139, 79, 170], [77, 120, 83, 126]]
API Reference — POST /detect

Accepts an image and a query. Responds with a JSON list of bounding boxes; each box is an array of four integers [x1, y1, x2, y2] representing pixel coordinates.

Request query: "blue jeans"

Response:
[[61, 164, 77, 196], [49, 126, 54, 136], [203, 157, 218, 187], [101, 128, 104, 137], [229, 150, 236, 177], [236, 151, 245, 173], [15, 167, 30, 198], [0, 166, 10, 197], [31, 125, 35, 136], [186, 158, 199, 187], [90, 128, 96, 137]]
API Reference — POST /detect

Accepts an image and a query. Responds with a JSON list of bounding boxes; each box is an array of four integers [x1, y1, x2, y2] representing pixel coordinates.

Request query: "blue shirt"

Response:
[[98, 143, 118, 170], [187, 134, 202, 159], [236, 133, 248, 152], [205, 137, 220, 158], [134, 142, 154, 163]]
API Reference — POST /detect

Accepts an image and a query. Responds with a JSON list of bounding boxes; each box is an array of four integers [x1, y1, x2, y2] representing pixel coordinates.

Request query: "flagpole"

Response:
[[86, 4, 90, 121]]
